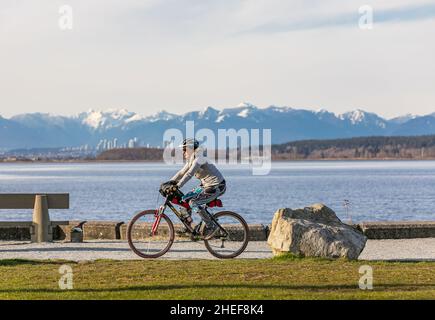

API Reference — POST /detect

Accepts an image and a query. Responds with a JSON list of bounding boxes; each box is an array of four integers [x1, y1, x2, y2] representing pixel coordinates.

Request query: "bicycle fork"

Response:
[[151, 205, 165, 236]]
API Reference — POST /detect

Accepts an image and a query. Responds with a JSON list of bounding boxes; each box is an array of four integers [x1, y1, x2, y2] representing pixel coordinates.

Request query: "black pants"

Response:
[[188, 180, 226, 209]]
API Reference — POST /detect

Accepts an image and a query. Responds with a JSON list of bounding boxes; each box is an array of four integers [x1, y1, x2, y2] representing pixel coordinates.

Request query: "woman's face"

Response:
[[183, 147, 194, 159]]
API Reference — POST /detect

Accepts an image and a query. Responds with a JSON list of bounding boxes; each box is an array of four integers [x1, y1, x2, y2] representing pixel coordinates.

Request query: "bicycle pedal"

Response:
[[188, 224, 202, 241]]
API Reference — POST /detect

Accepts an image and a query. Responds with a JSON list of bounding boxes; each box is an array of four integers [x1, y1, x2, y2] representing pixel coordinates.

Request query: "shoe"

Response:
[[189, 224, 201, 241]]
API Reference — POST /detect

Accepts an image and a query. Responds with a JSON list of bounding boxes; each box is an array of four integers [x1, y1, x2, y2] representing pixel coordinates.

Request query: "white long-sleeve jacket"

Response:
[[171, 148, 224, 188]]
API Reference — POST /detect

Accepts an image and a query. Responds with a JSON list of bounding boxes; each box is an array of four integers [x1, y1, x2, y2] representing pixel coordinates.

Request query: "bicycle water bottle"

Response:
[[179, 207, 193, 224]]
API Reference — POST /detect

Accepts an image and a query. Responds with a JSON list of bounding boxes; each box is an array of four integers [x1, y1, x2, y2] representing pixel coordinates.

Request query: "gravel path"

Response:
[[0, 240, 272, 261], [0, 239, 434, 261], [358, 238, 435, 261]]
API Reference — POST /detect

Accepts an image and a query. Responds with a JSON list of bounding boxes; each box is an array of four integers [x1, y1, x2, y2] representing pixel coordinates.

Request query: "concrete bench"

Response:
[[0, 194, 69, 242]]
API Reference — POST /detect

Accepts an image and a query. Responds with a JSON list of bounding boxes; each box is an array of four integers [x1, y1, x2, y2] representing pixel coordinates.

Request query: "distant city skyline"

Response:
[[1, 0, 435, 119]]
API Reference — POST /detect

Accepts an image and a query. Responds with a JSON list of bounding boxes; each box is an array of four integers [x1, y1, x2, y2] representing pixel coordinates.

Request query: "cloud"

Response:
[[242, 3, 435, 34], [377, 2, 435, 22]]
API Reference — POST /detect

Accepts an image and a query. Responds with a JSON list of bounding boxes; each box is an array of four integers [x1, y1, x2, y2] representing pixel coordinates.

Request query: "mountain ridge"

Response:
[[1, 103, 435, 149]]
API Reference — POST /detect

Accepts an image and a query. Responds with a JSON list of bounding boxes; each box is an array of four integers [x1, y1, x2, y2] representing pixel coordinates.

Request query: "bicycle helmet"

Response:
[[179, 138, 199, 150]]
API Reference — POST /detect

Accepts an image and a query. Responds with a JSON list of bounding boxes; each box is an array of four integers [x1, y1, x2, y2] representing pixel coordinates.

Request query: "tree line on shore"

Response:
[[272, 135, 435, 160], [96, 135, 435, 161]]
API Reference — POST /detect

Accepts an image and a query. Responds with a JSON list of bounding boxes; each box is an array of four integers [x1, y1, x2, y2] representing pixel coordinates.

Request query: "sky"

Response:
[[1, 0, 435, 119]]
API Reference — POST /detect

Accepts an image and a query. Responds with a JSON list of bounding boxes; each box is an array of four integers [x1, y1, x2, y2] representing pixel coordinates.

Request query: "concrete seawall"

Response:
[[357, 221, 435, 239], [0, 220, 434, 241]]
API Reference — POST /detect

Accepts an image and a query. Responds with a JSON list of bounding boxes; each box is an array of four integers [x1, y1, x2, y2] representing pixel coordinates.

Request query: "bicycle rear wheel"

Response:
[[127, 209, 174, 258], [204, 211, 249, 259]]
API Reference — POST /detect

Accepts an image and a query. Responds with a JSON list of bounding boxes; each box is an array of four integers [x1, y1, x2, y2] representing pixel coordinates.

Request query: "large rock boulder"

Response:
[[267, 204, 367, 260]]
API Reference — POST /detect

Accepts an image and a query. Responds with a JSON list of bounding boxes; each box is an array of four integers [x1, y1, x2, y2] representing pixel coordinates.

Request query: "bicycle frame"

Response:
[[152, 196, 195, 234], [153, 195, 229, 238]]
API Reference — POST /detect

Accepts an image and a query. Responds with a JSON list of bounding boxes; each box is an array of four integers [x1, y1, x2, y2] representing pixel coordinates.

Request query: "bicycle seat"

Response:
[[206, 199, 223, 208]]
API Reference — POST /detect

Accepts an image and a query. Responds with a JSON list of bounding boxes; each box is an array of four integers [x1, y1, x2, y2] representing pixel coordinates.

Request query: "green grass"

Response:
[[0, 257, 434, 300]]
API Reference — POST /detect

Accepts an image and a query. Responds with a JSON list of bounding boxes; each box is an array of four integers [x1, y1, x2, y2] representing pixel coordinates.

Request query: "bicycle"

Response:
[[127, 183, 249, 259]]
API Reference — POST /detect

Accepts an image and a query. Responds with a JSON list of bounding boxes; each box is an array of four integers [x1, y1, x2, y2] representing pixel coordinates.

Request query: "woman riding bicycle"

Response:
[[127, 138, 248, 259], [166, 138, 226, 238]]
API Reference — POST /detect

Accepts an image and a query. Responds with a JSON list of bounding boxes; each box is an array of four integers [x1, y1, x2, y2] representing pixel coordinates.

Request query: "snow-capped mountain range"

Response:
[[1, 102, 435, 149]]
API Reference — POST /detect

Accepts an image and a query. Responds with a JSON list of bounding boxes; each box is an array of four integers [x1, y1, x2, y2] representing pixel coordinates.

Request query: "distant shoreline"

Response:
[[4, 134, 435, 163], [2, 158, 435, 164]]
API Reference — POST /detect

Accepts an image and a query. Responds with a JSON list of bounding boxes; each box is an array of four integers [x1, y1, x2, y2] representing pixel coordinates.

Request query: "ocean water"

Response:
[[0, 161, 434, 224]]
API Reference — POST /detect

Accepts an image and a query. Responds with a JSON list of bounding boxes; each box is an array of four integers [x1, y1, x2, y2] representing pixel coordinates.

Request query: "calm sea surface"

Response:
[[0, 161, 434, 224]]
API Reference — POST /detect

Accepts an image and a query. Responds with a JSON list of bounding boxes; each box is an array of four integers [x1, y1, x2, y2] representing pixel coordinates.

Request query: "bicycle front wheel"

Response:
[[204, 211, 249, 259], [127, 209, 174, 259]]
